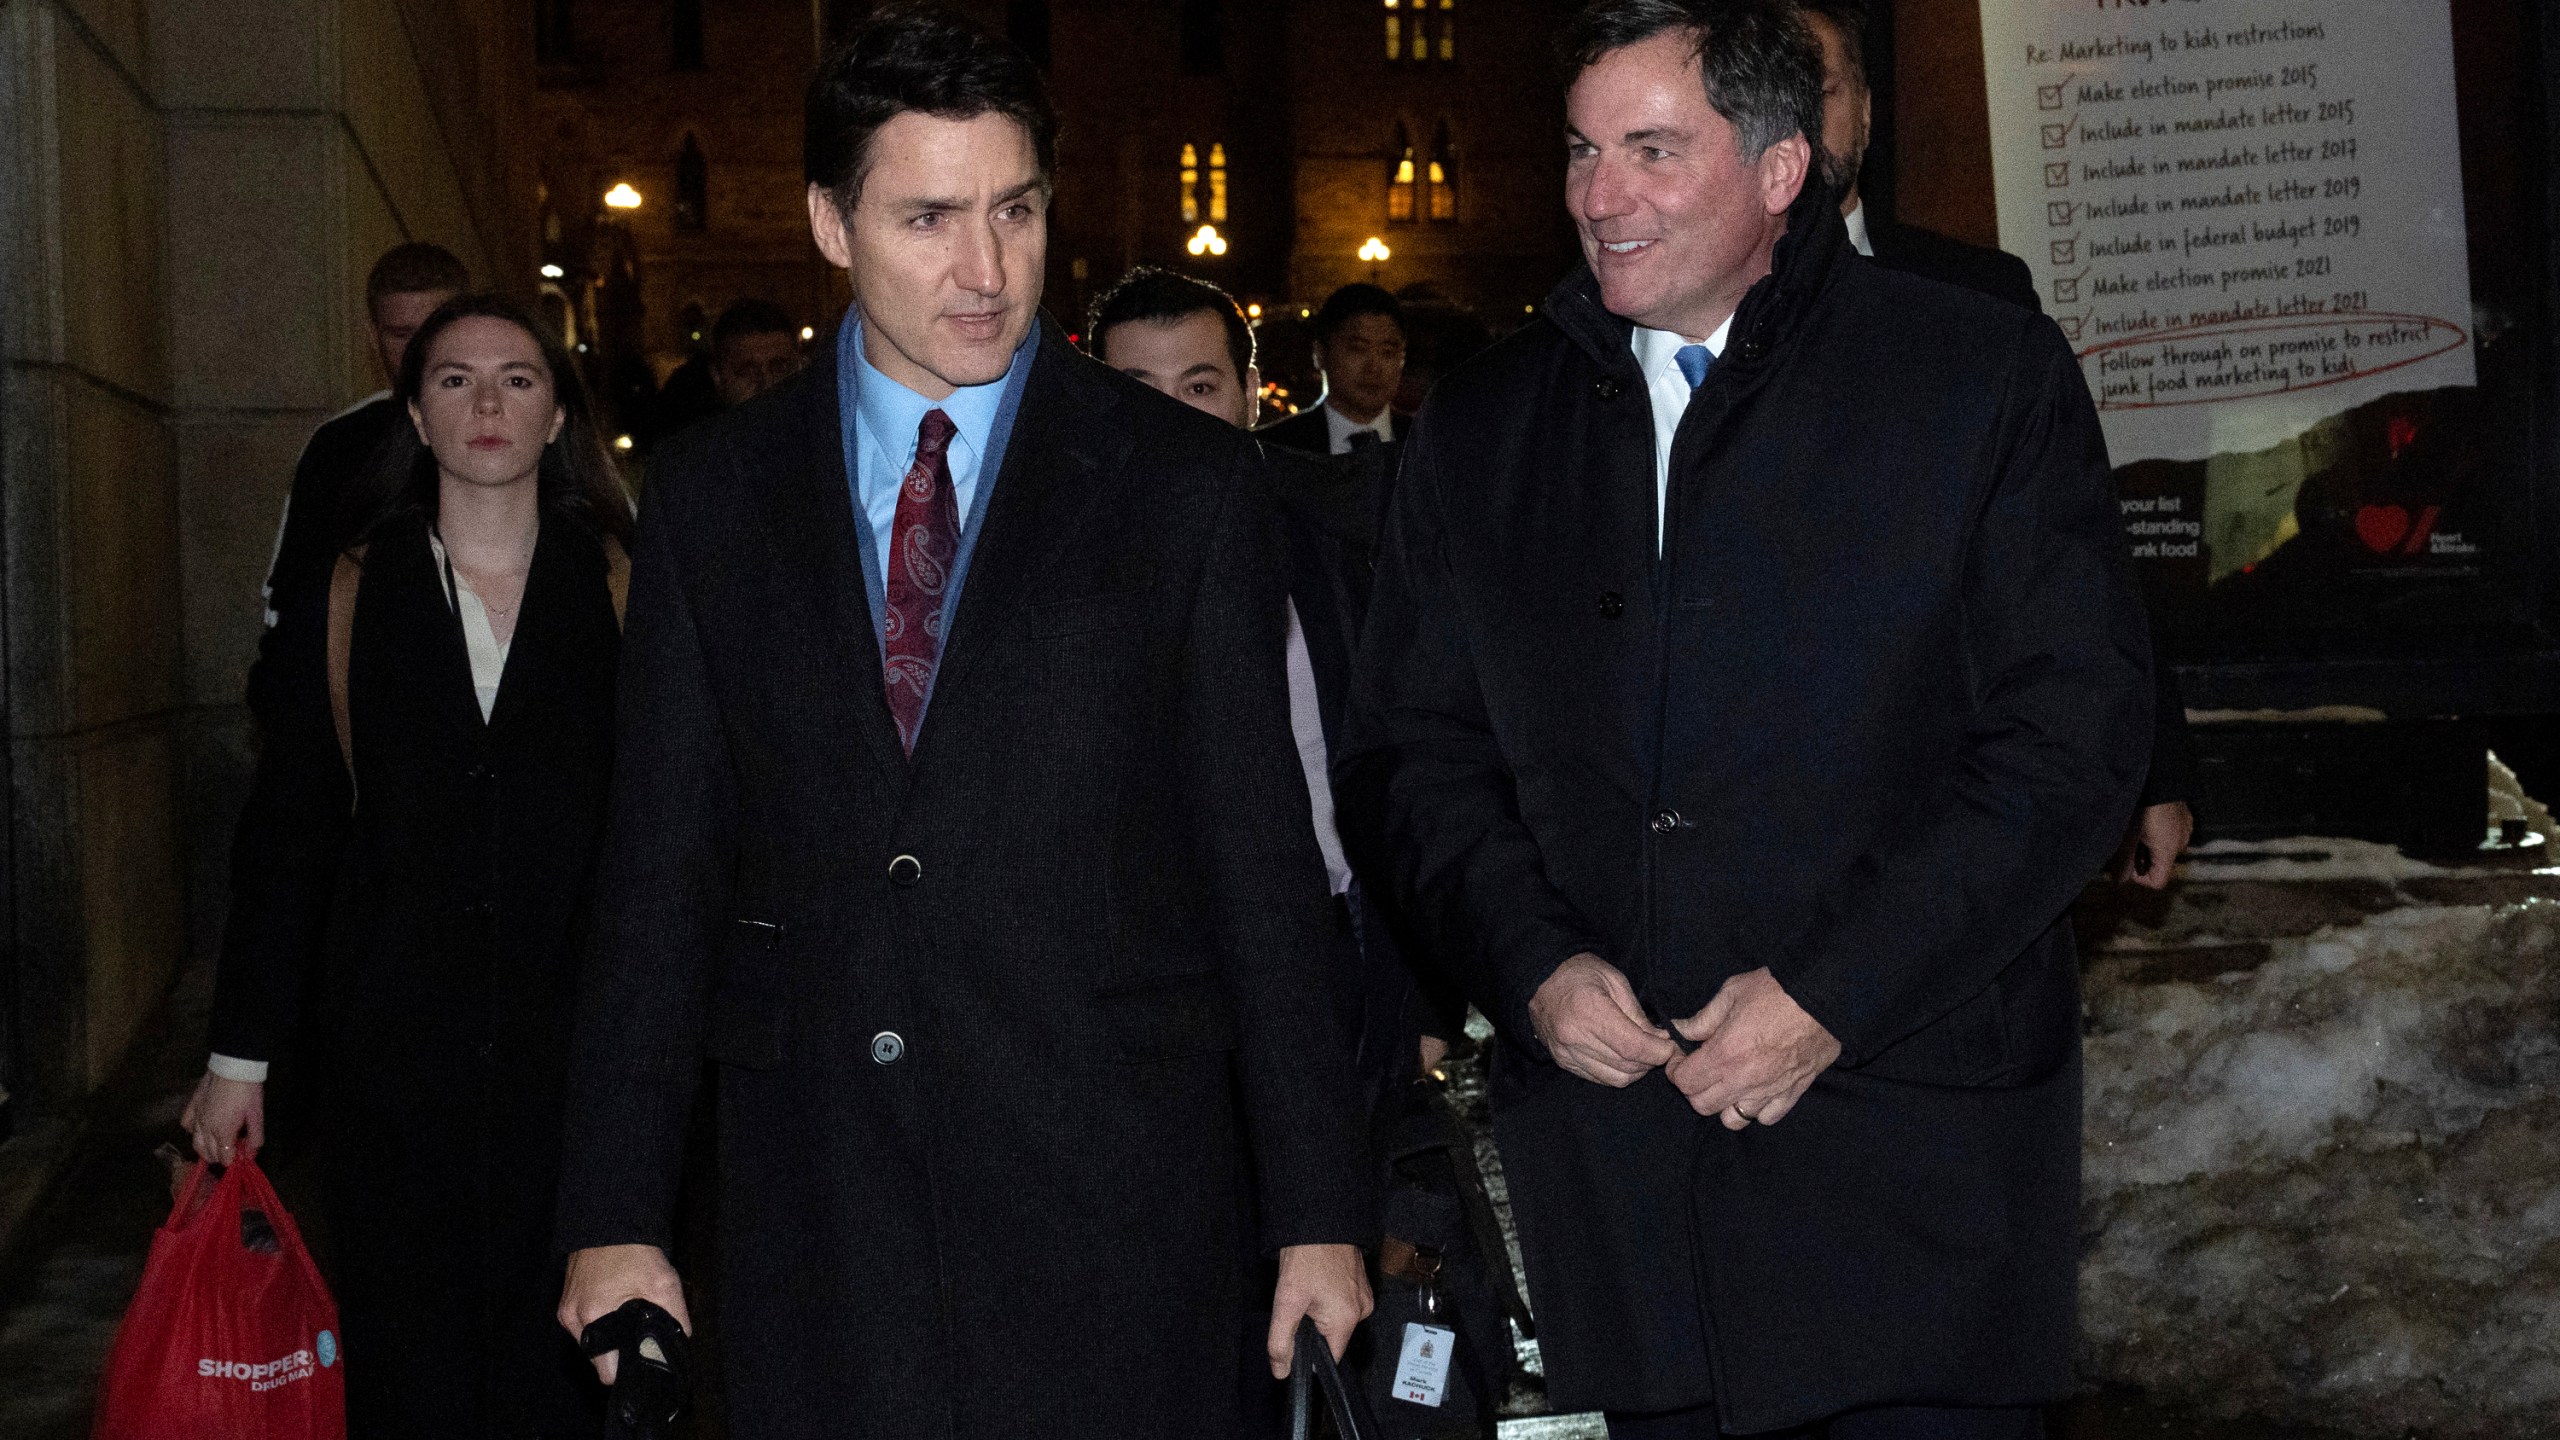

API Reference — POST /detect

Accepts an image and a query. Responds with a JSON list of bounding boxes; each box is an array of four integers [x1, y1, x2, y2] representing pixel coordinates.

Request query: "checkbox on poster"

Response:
[[2047, 201, 2075, 226], [2039, 83, 2065, 109], [2042, 123, 2069, 149], [2044, 161, 2072, 188], [2051, 238, 2077, 265], [2053, 277, 2081, 304], [2059, 316, 2085, 340]]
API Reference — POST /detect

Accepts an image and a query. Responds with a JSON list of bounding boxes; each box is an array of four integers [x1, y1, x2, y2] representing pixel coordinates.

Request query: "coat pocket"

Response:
[[1092, 971, 1241, 1062], [1028, 589, 1147, 638], [703, 919, 788, 1070]]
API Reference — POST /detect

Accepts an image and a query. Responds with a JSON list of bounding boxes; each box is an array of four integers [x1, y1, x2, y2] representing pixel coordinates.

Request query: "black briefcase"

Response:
[[1346, 1077, 1534, 1439], [1293, 1316, 1385, 1440]]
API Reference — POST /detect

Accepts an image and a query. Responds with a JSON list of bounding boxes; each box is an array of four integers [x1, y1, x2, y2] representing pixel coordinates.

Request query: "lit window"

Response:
[[1427, 122, 1456, 222], [1383, 0, 1399, 62], [1388, 123, 1416, 223], [1209, 143, 1228, 224], [1181, 143, 1199, 224], [1439, 0, 1456, 62]]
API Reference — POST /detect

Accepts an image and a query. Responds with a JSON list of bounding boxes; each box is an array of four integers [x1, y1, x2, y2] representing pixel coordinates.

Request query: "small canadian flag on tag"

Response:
[[1393, 1322, 1455, 1407]]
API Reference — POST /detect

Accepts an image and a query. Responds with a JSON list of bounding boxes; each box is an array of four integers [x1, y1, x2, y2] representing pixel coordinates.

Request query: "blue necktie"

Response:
[[1675, 343, 1714, 390]]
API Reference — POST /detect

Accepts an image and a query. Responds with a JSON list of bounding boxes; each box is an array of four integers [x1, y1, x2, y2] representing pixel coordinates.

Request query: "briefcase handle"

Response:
[[579, 1297, 692, 1439], [1288, 1315, 1383, 1440]]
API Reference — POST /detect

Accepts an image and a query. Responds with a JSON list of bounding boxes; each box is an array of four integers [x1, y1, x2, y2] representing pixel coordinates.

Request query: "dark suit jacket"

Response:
[[1341, 201, 2152, 1426], [554, 319, 1370, 1440], [1862, 215, 2195, 804], [1263, 446, 1464, 1119], [1254, 403, 1337, 458], [215, 513, 621, 1435], [265, 395, 403, 624]]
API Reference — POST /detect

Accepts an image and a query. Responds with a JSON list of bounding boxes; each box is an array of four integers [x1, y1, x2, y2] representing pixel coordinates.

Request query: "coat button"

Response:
[[870, 1031, 906, 1065], [1591, 376, 1624, 401], [1598, 591, 1625, 619], [1651, 809, 1683, 835], [888, 854, 922, 887]]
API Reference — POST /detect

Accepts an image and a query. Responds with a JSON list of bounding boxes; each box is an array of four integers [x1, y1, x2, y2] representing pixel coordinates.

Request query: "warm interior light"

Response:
[[1358, 237, 1392, 263], [603, 182, 643, 210], [1186, 224, 1228, 257], [613, 434, 635, 451], [800, 326, 816, 342], [1246, 303, 1263, 320], [540, 263, 565, 279]]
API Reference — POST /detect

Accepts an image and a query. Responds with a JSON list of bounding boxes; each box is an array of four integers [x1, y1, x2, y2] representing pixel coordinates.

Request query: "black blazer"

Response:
[[1254, 403, 1337, 457], [554, 320, 1370, 1440], [1342, 203, 2152, 1425], [214, 513, 621, 1435], [1861, 216, 2195, 804]]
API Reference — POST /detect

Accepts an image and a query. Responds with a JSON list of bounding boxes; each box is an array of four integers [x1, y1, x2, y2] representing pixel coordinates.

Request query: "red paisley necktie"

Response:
[[882, 408, 961, 755]]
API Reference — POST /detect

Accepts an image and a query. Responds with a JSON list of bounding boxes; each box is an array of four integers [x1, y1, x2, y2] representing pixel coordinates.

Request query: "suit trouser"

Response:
[[1605, 1402, 2045, 1440]]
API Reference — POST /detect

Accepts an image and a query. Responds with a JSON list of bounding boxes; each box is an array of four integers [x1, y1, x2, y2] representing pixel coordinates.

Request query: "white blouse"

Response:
[[428, 530, 512, 721]]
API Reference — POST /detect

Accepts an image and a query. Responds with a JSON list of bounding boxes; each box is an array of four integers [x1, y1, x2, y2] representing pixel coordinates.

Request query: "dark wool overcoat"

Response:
[[214, 513, 622, 1438], [552, 321, 1372, 1440], [1337, 204, 2153, 1430]]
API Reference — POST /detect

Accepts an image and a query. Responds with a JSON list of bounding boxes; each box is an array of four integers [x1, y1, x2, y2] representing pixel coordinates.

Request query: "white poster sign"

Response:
[[1978, 0, 2476, 465]]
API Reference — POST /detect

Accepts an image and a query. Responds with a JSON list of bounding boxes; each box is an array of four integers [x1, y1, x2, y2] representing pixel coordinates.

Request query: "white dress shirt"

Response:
[[1631, 315, 1734, 553], [1322, 401, 1396, 455], [1283, 600, 1354, 896]]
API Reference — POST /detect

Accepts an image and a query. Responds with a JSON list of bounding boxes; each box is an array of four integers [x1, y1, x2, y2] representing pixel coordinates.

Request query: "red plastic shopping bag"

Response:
[[92, 1157, 345, 1439]]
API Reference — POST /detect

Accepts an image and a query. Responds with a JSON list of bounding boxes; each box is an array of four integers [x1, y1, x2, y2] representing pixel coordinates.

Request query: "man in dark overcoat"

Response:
[[552, 11, 1373, 1437], [1339, 3, 2153, 1437]]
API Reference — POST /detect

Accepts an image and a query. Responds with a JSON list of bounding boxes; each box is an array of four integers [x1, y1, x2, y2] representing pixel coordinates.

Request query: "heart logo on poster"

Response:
[[2354, 504, 2411, 554]]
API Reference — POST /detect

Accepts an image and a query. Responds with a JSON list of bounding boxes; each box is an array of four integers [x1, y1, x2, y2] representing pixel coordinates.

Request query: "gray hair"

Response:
[[1558, 0, 1827, 164]]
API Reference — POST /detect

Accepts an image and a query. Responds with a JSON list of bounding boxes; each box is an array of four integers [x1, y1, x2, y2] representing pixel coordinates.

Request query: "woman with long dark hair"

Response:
[[183, 293, 632, 1436]]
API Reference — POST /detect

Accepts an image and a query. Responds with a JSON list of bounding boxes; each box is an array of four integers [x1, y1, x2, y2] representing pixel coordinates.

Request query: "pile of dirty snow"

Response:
[[2080, 901, 2560, 1436]]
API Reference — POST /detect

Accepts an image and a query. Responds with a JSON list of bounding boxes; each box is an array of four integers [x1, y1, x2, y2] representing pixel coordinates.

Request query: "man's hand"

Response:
[[1528, 953, 1682, 1086], [2111, 801, 2193, 890], [181, 1073, 264, 1166], [1417, 1034, 1450, 1079], [1666, 968, 1841, 1130], [559, 1244, 691, 1386], [1266, 1243, 1373, 1379]]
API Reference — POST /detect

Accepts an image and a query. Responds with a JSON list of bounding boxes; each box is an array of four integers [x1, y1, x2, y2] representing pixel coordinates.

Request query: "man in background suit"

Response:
[[1086, 264, 1465, 1110], [552, 11, 1370, 1437], [1804, 0, 2196, 885], [1257, 283, 1408, 457]]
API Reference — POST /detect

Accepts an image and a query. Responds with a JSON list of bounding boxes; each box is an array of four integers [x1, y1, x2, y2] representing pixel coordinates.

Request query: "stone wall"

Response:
[[0, 0, 532, 1223]]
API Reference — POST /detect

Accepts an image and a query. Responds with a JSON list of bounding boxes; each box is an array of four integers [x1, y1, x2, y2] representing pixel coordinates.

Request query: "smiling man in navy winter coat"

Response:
[[1339, 3, 2152, 1437]]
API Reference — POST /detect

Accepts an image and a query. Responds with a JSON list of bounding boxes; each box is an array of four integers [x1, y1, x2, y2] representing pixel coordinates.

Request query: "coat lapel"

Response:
[[772, 350, 912, 788], [482, 519, 598, 741], [376, 520, 490, 744], [911, 322, 1130, 762]]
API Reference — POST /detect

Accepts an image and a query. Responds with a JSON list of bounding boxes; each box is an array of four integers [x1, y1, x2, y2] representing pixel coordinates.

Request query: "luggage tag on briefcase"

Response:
[[1392, 1322, 1456, 1408]]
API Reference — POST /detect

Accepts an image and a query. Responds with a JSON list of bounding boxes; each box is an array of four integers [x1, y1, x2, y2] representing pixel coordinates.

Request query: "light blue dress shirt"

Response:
[[836, 314, 1035, 661]]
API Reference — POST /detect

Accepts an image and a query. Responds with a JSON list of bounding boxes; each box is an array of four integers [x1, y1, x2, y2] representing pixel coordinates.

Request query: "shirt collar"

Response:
[[844, 312, 1020, 469], [1323, 400, 1395, 451], [1845, 200, 1874, 258], [1629, 313, 1735, 383]]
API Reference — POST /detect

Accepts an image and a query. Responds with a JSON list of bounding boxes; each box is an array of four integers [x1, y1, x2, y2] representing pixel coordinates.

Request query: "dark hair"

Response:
[[1557, 0, 1826, 164], [1085, 267, 1255, 381], [1310, 284, 1404, 347], [344, 293, 634, 553], [1799, 0, 1869, 88], [365, 242, 469, 318], [711, 299, 799, 355], [805, 2, 1058, 209]]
